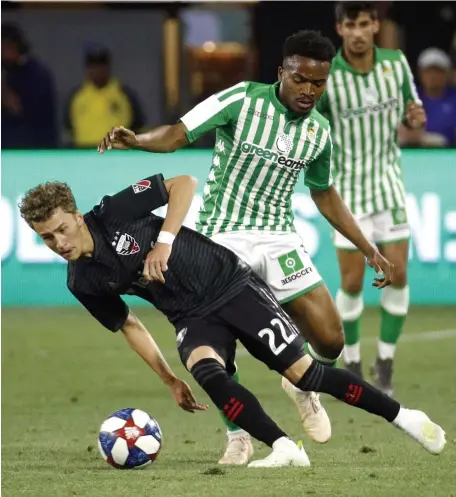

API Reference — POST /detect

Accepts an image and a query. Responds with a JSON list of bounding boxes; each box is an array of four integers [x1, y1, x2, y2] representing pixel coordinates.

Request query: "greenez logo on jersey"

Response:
[[240, 141, 306, 171], [341, 97, 398, 120]]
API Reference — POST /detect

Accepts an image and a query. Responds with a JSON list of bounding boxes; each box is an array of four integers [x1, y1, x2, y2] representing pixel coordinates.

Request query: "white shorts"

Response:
[[210, 231, 323, 304], [333, 208, 411, 250]]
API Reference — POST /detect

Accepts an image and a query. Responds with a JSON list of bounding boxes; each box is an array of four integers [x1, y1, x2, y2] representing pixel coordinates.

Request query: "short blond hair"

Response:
[[19, 182, 78, 227]]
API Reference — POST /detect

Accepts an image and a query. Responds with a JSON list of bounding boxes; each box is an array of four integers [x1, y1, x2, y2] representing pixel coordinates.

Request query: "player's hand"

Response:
[[406, 101, 427, 129], [143, 243, 172, 284], [97, 126, 138, 153], [365, 248, 394, 289], [169, 378, 208, 413]]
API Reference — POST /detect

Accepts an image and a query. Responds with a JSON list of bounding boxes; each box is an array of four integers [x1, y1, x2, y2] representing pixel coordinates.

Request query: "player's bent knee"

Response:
[[314, 324, 344, 360], [341, 280, 364, 295], [392, 267, 407, 287], [186, 346, 225, 371], [189, 357, 228, 389]]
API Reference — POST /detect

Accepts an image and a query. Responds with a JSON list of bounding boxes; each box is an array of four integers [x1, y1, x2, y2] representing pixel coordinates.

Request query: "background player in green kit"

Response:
[[98, 30, 394, 465], [317, 2, 426, 395]]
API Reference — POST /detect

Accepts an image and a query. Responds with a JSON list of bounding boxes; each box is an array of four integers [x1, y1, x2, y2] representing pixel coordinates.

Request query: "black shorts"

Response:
[[175, 274, 306, 375]]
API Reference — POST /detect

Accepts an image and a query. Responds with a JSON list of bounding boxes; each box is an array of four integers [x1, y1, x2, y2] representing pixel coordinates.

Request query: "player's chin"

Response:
[[61, 248, 79, 261], [291, 102, 314, 115], [350, 42, 368, 54]]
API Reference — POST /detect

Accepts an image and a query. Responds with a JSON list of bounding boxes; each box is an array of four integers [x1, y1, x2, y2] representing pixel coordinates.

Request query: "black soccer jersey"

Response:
[[67, 174, 251, 331]]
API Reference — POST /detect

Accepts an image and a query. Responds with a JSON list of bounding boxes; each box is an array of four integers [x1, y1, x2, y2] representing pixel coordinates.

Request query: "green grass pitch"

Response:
[[2, 306, 455, 497]]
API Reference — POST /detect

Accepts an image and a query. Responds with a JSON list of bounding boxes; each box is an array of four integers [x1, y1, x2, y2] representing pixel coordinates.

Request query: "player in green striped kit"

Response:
[[98, 30, 394, 467], [317, 2, 426, 395]]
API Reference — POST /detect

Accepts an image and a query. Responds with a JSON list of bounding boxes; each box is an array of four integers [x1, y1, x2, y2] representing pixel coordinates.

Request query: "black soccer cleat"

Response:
[[370, 357, 394, 397], [344, 361, 363, 380]]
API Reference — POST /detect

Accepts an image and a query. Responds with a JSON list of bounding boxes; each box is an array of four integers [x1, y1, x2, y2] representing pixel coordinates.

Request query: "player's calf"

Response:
[[190, 357, 311, 467], [189, 357, 288, 449]]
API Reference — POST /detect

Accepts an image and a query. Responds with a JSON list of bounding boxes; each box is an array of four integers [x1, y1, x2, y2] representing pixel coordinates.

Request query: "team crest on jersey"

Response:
[[112, 231, 140, 255], [382, 65, 394, 80], [276, 134, 293, 154], [132, 180, 151, 194]]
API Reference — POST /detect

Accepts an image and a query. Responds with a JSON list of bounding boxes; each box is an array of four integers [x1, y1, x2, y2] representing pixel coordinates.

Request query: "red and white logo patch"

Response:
[[113, 232, 140, 256], [132, 180, 151, 194]]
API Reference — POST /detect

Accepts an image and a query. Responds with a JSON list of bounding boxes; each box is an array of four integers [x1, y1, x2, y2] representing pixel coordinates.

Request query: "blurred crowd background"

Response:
[[2, 1, 456, 150]]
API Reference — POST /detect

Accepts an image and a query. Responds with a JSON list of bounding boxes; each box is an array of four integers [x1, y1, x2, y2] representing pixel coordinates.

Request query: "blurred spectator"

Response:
[[65, 44, 145, 148], [399, 48, 456, 148], [379, 2, 456, 77], [1, 22, 58, 149]]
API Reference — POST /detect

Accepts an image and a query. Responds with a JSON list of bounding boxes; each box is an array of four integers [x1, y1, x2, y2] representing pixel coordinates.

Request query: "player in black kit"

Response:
[[19, 173, 445, 468]]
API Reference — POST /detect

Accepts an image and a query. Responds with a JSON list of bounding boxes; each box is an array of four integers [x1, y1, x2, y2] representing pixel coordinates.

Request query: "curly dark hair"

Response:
[[282, 30, 336, 63], [19, 182, 77, 227], [335, 2, 378, 23]]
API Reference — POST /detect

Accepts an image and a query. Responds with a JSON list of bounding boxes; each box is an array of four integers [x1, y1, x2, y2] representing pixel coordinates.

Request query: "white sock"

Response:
[[378, 341, 396, 360], [343, 343, 361, 363], [392, 406, 407, 427]]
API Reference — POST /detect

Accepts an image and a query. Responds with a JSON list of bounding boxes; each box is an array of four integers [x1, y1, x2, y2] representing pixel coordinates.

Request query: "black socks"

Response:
[[296, 361, 401, 422], [191, 358, 287, 446]]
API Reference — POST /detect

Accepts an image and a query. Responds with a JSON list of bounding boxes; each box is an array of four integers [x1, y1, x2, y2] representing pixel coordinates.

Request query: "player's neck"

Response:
[[343, 46, 375, 74], [81, 224, 95, 258]]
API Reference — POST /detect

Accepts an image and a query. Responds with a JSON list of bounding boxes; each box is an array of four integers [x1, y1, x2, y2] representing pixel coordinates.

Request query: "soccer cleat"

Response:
[[218, 431, 254, 465], [393, 408, 446, 455], [370, 357, 394, 397], [345, 361, 364, 379], [248, 437, 310, 468], [281, 377, 331, 443]]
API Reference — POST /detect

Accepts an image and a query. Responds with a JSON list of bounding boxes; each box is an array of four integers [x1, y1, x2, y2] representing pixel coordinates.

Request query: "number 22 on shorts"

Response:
[[258, 317, 299, 356]]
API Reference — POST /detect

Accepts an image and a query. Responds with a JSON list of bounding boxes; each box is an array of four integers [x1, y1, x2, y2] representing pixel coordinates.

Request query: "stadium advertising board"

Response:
[[2, 149, 455, 305]]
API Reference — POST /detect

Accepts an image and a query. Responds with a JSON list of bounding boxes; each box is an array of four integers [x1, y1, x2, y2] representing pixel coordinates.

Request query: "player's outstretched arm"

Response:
[[162, 175, 198, 236], [143, 175, 198, 283], [311, 186, 394, 288], [121, 311, 208, 413], [98, 122, 189, 154]]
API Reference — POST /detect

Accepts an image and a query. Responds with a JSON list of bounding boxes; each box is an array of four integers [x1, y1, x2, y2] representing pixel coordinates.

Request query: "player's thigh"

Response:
[[216, 276, 306, 375], [175, 316, 237, 376], [373, 209, 410, 285], [262, 233, 324, 306], [210, 232, 263, 273], [334, 214, 372, 293], [378, 240, 409, 286], [336, 249, 366, 294], [282, 283, 344, 355]]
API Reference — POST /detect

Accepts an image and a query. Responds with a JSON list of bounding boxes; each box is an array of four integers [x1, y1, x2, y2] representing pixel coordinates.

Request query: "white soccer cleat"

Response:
[[248, 437, 310, 468], [393, 408, 446, 455], [281, 377, 331, 443], [218, 431, 254, 465]]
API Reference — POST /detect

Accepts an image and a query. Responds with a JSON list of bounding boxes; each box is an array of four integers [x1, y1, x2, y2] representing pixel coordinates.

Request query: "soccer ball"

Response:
[[98, 408, 162, 469]]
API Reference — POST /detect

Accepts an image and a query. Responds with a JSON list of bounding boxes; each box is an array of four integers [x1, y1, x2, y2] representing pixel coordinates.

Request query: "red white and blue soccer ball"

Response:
[[98, 408, 162, 469]]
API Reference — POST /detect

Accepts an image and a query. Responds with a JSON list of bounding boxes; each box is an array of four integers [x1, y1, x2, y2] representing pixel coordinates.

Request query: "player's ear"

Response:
[[75, 211, 84, 227], [372, 19, 380, 35], [278, 66, 283, 82], [335, 23, 343, 37]]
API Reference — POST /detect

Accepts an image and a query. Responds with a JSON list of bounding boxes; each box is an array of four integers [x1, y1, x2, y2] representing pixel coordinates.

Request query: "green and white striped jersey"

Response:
[[317, 47, 421, 217], [180, 81, 332, 237]]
